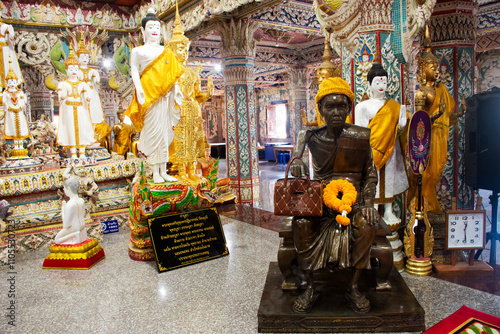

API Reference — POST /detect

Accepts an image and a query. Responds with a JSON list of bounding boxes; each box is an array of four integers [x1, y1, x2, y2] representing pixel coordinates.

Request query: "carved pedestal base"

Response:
[[406, 257, 432, 276], [0, 156, 42, 175], [36, 153, 61, 170], [86, 146, 111, 162], [42, 238, 105, 269], [258, 262, 425, 333], [128, 242, 155, 262], [383, 217, 405, 272]]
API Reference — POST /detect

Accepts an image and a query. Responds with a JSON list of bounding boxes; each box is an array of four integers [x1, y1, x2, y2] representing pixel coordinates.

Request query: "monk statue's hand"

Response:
[[432, 94, 446, 122], [136, 86, 146, 105], [362, 206, 378, 227], [290, 158, 308, 177]]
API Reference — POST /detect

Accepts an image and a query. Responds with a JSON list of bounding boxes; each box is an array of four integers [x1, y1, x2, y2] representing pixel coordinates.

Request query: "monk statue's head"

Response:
[[117, 110, 126, 123], [315, 77, 354, 130], [63, 177, 80, 198], [367, 64, 388, 99], [141, 8, 161, 44]]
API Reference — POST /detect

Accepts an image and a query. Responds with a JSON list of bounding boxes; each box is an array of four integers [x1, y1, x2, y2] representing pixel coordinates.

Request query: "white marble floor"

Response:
[[1, 216, 499, 334]]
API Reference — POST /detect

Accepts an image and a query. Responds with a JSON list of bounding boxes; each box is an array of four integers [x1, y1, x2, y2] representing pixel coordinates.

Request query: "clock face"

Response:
[[446, 211, 486, 250]]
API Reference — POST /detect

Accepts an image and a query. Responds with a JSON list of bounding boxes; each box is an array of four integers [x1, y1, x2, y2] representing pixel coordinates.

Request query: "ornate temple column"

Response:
[[215, 19, 260, 207], [21, 67, 53, 122], [101, 88, 120, 128], [288, 67, 310, 141], [428, 0, 477, 210], [28, 91, 53, 122]]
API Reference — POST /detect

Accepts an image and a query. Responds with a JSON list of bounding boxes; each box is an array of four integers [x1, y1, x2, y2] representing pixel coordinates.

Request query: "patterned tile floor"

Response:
[[2, 208, 498, 333], [0, 159, 497, 333]]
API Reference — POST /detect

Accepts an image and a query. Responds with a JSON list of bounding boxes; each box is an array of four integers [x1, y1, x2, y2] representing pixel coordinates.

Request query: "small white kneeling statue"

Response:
[[55, 177, 87, 244]]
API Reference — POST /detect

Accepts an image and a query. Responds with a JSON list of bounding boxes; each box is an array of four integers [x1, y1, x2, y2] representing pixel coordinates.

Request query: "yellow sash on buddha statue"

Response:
[[368, 99, 401, 170], [420, 83, 456, 213], [125, 47, 184, 133]]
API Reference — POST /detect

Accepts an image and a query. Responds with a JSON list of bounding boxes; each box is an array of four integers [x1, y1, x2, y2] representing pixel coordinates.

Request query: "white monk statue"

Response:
[[54, 177, 87, 244], [2, 55, 29, 154], [125, 8, 184, 184], [354, 64, 408, 223], [56, 48, 95, 160], [0, 18, 23, 90]]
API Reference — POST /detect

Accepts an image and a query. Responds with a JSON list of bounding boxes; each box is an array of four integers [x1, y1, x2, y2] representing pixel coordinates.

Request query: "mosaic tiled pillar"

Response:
[[428, 0, 476, 210], [29, 90, 53, 122], [288, 67, 310, 142], [289, 67, 311, 168], [215, 19, 260, 207], [340, 2, 405, 107]]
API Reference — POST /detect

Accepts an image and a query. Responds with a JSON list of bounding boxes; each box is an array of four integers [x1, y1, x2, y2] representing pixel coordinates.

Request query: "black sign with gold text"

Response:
[[148, 207, 229, 272]]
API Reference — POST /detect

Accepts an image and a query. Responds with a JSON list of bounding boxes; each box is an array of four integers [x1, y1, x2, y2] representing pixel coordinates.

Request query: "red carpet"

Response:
[[424, 305, 500, 334]]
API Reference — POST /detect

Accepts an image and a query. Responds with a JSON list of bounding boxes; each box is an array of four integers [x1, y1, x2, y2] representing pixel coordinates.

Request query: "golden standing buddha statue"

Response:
[[406, 26, 459, 214], [168, 3, 214, 183]]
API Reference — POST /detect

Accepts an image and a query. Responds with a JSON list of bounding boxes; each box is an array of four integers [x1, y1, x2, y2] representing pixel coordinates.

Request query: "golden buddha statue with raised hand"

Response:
[[168, 3, 214, 183], [407, 26, 457, 213]]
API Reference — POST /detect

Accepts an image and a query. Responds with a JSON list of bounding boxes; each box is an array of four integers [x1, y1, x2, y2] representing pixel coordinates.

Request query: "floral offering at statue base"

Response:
[[42, 238, 105, 270]]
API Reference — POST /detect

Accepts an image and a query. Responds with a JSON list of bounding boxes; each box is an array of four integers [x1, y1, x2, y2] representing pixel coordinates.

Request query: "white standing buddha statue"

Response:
[[354, 63, 409, 224], [0, 18, 23, 90], [2, 55, 29, 155], [125, 8, 184, 184], [56, 48, 96, 160], [77, 36, 105, 126]]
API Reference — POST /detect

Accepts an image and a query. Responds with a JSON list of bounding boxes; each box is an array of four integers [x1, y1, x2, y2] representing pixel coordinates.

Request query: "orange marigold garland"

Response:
[[323, 179, 357, 226]]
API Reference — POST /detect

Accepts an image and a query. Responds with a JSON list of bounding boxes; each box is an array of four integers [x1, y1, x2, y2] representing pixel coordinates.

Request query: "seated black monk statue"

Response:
[[289, 77, 379, 313]]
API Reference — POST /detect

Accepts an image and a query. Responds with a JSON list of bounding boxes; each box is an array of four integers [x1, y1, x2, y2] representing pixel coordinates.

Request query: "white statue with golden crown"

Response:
[[2, 55, 29, 157], [56, 47, 96, 160], [76, 36, 112, 148], [125, 8, 184, 183], [0, 18, 23, 92]]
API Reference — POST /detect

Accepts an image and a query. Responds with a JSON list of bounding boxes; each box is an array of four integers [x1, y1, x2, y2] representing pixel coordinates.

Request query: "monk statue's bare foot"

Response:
[[160, 172, 177, 182], [345, 288, 370, 313], [292, 287, 318, 313], [153, 172, 165, 184]]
